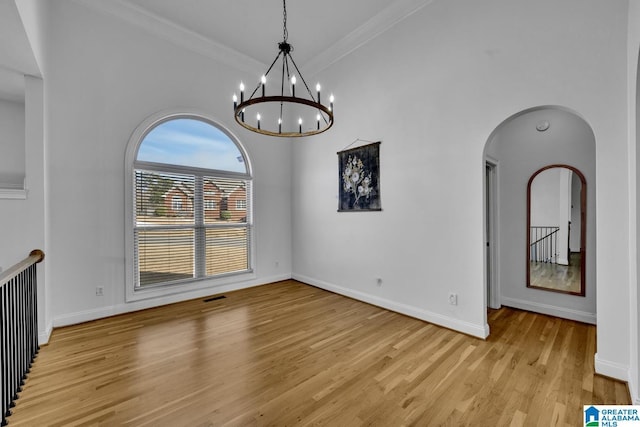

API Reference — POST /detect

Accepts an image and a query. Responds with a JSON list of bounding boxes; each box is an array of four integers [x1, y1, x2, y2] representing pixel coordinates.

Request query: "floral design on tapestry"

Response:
[[342, 156, 373, 205], [337, 142, 381, 211]]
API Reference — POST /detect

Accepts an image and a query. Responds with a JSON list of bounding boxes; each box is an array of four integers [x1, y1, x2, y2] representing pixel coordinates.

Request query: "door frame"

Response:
[[485, 158, 501, 309]]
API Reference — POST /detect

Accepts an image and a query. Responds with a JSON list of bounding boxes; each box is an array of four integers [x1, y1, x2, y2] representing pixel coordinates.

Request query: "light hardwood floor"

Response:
[[8, 280, 629, 426], [529, 252, 581, 293]]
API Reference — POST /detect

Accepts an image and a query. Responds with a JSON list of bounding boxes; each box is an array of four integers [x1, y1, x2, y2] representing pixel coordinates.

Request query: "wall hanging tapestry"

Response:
[[337, 141, 381, 211]]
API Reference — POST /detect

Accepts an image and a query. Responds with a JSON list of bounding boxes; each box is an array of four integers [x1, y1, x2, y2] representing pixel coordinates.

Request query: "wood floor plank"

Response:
[[7, 280, 630, 426]]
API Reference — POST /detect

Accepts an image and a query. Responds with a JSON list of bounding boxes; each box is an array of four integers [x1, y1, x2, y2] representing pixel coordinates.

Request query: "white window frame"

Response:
[[204, 199, 216, 210], [236, 199, 247, 210], [172, 196, 183, 210], [124, 109, 254, 302]]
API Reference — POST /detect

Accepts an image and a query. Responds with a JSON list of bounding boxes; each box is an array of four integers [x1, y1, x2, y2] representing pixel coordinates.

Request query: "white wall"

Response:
[[0, 98, 25, 188], [530, 168, 571, 265], [292, 0, 630, 376], [628, 0, 640, 404], [44, 1, 292, 325], [486, 107, 596, 322], [24, 76, 47, 342]]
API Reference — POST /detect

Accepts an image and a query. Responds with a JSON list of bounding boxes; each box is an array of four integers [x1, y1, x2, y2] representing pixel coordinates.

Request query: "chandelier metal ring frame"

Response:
[[232, 0, 334, 138]]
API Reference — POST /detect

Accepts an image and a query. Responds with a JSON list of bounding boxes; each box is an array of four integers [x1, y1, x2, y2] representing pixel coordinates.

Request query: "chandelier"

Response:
[[232, 0, 334, 137]]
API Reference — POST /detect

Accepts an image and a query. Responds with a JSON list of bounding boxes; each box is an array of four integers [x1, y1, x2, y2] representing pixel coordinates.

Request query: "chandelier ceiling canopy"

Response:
[[233, 0, 334, 137]]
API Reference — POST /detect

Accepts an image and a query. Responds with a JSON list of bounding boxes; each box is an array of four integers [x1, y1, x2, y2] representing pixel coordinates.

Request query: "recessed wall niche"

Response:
[[0, 96, 26, 192]]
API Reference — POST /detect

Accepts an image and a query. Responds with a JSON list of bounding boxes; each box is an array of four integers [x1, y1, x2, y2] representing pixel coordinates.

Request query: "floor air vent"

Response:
[[203, 295, 226, 303]]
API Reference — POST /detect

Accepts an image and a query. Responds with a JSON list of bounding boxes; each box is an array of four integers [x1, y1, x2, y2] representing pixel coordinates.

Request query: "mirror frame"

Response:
[[526, 164, 586, 296]]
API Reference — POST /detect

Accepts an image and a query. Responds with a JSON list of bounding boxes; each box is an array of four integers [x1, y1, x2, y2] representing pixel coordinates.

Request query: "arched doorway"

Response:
[[483, 106, 596, 324]]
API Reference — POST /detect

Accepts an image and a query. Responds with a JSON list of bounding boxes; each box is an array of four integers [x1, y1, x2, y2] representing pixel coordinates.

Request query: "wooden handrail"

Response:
[[0, 249, 45, 287]]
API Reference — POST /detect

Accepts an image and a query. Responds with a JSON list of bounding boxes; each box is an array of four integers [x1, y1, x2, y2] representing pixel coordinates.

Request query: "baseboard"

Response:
[[38, 321, 53, 346], [629, 373, 640, 404], [501, 296, 596, 324], [293, 273, 489, 339], [595, 353, 630, 384], [53, 273, 292, 328]]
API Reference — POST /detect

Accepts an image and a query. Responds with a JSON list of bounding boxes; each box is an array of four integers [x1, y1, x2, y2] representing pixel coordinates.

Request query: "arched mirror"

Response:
[[527, 165, 586, 296]]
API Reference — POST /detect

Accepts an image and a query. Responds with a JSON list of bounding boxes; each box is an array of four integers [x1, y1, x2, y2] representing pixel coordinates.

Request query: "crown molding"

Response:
[[303, 0, 435, 76], [75, 0, 266, 74], [75, 0, 434, 77]]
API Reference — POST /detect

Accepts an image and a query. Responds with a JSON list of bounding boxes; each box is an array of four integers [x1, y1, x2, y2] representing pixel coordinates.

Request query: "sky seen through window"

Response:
[[137, 118, 246, 173]]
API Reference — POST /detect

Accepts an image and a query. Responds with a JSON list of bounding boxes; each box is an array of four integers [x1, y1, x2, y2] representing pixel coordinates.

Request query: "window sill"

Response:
[[0, 188, 27, 199], [126, 270, 256, 303]]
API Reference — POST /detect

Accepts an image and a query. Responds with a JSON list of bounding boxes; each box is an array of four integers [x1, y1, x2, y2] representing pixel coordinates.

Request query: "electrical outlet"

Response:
[[376, 277, 383, 286], [448, 292, 458, 305], [275, 261, 279, 268], [96, 286, 104, 296]]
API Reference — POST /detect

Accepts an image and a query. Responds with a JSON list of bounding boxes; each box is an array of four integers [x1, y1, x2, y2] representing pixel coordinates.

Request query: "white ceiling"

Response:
[[0, 0, 432, 102], [120, 0, 397, 66]]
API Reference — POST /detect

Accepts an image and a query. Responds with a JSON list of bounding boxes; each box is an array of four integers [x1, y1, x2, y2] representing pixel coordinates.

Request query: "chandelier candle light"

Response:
[[232, 0, 334, 137]]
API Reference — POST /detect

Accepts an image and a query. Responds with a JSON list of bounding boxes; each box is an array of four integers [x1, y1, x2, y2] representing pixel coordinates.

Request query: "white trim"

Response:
[[38, 321, 53, 346], [595, 353, 630, 383], [126, 271, 257, 303], [54, 273, 291, 328], [124, 108, 254, 303], [0, 188, 27, 199], [293, 273, 490, 339], [125, 109, 253, 176], [75, 0, 265, 74], [627, 34, 640, 408], [485, 157, 501, 310], [501, 296, 596, 324], [631, 375, 640, 405]]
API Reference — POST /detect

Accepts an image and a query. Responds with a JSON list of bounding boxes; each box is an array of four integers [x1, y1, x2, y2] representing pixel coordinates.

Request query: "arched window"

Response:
[[125, 112, 252, 299]]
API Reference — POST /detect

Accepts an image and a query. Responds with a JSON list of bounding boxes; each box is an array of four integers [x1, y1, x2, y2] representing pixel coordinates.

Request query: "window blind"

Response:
[[134, 170, 251, 288]]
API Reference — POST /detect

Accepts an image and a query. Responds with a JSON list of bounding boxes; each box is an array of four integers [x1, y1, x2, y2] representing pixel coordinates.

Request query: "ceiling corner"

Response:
[[302, 0, 435, 74]]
